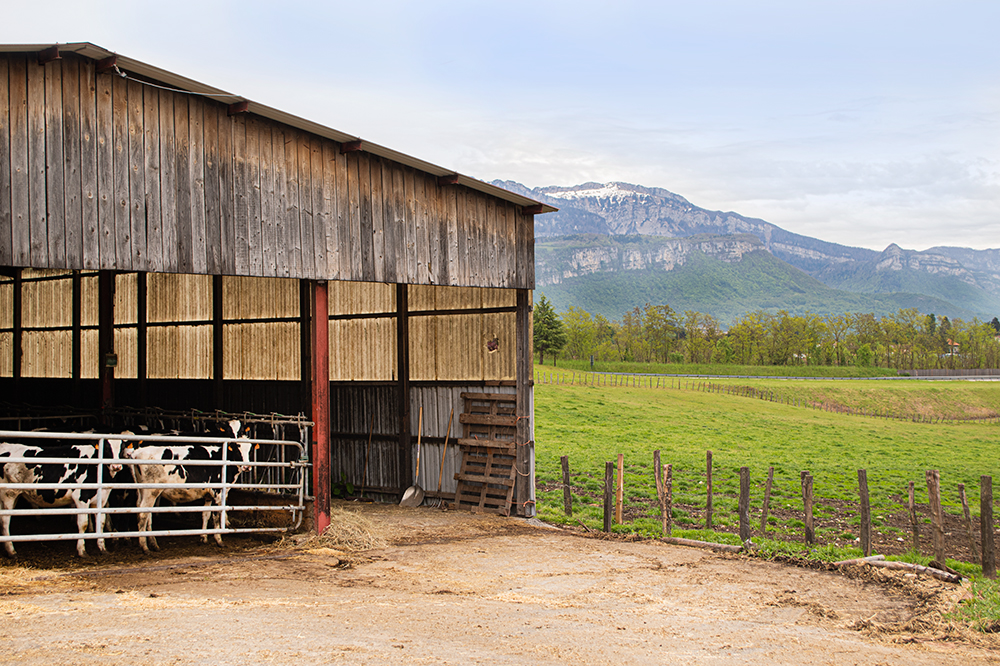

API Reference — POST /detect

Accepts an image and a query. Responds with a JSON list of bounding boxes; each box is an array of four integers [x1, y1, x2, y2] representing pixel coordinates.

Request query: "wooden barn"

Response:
[[0, 43, 554, 528]]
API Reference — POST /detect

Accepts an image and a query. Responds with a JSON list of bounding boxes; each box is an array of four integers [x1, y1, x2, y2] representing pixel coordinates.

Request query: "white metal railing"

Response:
[[0, 429, 308, 549]]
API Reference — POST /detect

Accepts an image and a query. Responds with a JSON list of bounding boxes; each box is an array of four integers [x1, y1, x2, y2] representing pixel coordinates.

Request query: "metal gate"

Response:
[[0, 429, 309, 552]]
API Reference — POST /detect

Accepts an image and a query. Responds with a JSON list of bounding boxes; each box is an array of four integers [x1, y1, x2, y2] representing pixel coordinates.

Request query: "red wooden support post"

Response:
[[311, 280, 331, 535]]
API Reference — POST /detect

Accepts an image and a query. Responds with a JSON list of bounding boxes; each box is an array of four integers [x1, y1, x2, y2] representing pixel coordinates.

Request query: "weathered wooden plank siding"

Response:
[[0, 53, 533, 288]]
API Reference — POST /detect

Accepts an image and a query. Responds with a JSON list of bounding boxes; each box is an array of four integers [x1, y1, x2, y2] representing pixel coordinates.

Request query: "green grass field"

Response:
[[532, 366, 1000, 550], [547, 359, 901, 378]]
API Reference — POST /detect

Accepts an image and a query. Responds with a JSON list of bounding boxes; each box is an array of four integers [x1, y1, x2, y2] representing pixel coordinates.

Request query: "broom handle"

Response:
[[415, 406, 423, 478], [437, 407, 454, 493]]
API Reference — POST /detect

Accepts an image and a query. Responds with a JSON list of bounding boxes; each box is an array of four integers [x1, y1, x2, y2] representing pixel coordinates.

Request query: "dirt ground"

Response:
[[1, 503, 998, 665]]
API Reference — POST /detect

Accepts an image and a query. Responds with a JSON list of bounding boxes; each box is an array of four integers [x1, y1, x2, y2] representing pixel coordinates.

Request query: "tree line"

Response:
[[532, 295, 1000, 370]]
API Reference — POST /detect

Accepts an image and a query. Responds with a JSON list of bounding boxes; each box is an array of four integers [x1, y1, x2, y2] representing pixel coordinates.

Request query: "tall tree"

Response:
[[533, 295, 567, 366]]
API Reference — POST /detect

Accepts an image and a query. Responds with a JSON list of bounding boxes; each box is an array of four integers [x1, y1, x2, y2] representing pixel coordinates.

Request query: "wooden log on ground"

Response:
[[615, 453, 624, 525], [858, 469, 871, 557], [926, 469, 946, 564], [867, 559, 962, 584], [983, 475, 996, 579], [760, 466, 774, 533], [706, 450, 713, 529], [833, 555, 885, 566], [959, 483, 980, 564], [739, 466, 751, 543], [603, 461, 613, 533], [908, 480, 920, 552], [660, 536, 742, 553], [561, 455, 572, 517]]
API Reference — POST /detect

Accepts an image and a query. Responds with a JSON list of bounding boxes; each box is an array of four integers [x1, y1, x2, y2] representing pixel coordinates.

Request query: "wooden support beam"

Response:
[[340, 140, 363, 154], [98, 271, 116, 416], [396, 283, 412, 489], [37, 46, 61, 65], [72, 271, 82, 403], [436, 174, 459, 186], [515, 288, 533, 516], [213, 275, 224, 409], [311, 280, 331, 535], [12, 269, 21, 389], [522, 204, 544, 216], [137, 272, 148, 408], [95, 55, 117, 73], [227, 100, 249, 116]]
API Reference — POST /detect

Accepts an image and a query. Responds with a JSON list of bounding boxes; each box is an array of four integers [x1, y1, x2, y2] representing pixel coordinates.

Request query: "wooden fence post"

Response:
[[561, 455, 572, 517], [615, 453, 624, 524], [739, 466, 751, 543], [959, 483, 979, 564], [982, 475, 996, 579], [760, 466, 774, 533], [706, 450, 713, 529], [926, 470, 946, 564], [801, 471, 814, 545], [858, 469, 871, 557], [603, 461, 614, 533], [908, 481, 919, 552], [664, 463, 673, 536], [654, 450, 667, 535]]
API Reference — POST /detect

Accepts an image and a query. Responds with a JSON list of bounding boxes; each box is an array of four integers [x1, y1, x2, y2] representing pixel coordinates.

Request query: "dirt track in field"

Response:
[[1, 503, 998, 665]]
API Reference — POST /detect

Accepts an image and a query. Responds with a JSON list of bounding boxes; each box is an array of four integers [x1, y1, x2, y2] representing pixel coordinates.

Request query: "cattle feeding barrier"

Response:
[[0, 429, 309, 554]]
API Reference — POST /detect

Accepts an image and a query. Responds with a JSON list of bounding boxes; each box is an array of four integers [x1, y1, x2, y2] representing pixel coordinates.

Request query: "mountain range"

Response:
[[493, 180, 1000, 324]]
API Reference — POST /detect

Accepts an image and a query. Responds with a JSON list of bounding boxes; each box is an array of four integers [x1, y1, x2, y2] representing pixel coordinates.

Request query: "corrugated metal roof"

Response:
[[1, 42, 557, 215]]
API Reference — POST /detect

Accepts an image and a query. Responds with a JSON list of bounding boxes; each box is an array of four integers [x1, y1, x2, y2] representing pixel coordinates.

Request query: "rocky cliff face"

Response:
[[535, 234, 762, 286]]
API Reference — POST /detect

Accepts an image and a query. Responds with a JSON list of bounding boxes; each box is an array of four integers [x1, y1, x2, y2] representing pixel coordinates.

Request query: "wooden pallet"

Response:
[[452, 392, 518, 516]]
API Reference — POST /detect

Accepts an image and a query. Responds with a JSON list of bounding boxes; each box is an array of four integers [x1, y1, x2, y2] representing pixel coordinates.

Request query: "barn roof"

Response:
[[0, 42, 557, 215]]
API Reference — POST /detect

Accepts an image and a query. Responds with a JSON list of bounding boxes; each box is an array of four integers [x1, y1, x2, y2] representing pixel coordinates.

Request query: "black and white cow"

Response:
[[126, 422, 256, 553], [0, 438, 127, 558]]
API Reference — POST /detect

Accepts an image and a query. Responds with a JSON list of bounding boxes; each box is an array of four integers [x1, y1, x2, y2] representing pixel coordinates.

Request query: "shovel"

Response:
[[400, 406, 424, 507]]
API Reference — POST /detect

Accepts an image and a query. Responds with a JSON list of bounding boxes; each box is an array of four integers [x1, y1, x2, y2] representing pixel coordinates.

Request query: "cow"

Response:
[[1, 437, 128, 558], [126, 426, 256, 554]]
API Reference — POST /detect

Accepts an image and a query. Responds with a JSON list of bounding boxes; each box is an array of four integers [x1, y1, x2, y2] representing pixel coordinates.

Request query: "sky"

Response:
[[3, 1, 999, 252]]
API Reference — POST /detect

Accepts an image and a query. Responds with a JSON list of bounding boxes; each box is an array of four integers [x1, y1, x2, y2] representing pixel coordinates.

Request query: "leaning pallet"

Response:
[[452, 392, 518, 516]]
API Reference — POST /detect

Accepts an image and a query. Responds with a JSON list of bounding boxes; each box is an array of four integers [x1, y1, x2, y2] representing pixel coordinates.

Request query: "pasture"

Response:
[[532, 367, 1000, 565]]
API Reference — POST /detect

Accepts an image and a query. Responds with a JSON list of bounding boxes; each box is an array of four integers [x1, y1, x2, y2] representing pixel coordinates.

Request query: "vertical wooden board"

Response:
[[390, 164, 407, 283], [346, 152, 363, 280], [419, 173, 434, 284], [188, 97, 207, 273], [271, 126, 288, 276], [8, 57, 29, 266], [141, 85, 162, 272], [367, 154, 384, 282], [283, 129, 301, 277], [258, 122, 278, 277], [127, 79, 146, 270], [309, 137, 328, 278], [444, 187, 458, 286], [156, 88, 177, 272], [111, 74, 132, 270], [231, 114, 249, 275], [474, 193, 487, 286], [297, 134, 315, 279], [172, 95, 192, 272], [456, 188, 470, 285], [502, 202, 516, 286], [217, 111, 236, 274], [0, 58, 12, 266], [333, 142, 350, 280], [378, 159, 396, 283], [61, 58, 83, 268], [244, 115, 263, 276], [94, 71, 115, 269], [78, 63, 98, 269], [402, 168, 418, 283], [321, 140, 339, 279], [432, 180, 447, 286], [27, 60, 48, 266], [357, 152, 374, 281], [44, 60, 67, 268], [202, 102, 222, 274]]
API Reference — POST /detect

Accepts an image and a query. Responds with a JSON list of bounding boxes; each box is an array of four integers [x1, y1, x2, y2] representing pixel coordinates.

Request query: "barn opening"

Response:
[[0, 42, 555, 539]]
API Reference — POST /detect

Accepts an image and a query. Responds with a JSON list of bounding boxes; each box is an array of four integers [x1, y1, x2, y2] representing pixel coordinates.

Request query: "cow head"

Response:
[[226, 440, 257, 474]]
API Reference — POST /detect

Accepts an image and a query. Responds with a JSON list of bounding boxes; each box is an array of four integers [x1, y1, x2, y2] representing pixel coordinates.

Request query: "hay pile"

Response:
[[292, 506, 393, 552]]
